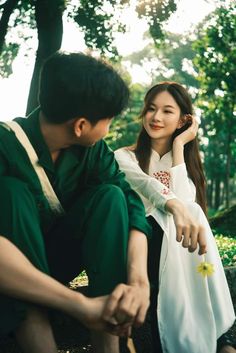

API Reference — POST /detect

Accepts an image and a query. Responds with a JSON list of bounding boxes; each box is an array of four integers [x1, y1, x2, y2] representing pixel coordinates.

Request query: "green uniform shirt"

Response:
[[0, 109, 151, 236]]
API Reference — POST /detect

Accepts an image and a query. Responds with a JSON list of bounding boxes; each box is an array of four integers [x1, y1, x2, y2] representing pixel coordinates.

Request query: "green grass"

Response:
[[215, 234, 236, 267]]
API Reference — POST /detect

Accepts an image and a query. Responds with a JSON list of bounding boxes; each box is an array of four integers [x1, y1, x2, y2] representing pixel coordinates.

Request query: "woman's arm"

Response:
[[170, 116, 199, 201], [115, 147, 207, 255], [115, 148, 176, 213]]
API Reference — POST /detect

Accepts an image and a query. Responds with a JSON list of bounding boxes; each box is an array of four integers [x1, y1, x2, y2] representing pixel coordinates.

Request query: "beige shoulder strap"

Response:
[[4, 121, 65, 215]]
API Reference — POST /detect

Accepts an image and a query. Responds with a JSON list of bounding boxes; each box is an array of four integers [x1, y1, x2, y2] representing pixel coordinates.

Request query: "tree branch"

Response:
[[0, 0, 19, 53], [26, 0, 64, 114]]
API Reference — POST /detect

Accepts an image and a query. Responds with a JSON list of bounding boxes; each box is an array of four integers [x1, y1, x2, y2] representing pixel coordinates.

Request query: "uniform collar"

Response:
[[19, 108, 55, 173], [151, 148, 172, 163]]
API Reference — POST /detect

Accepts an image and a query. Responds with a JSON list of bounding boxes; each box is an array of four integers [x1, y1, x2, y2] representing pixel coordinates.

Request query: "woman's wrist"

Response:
[[173, 138, 184, 149], [172, 139, 185, 166]]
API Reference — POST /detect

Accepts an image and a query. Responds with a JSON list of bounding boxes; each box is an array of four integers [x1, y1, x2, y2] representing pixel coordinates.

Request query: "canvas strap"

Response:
[[3, 121, 65, 215]]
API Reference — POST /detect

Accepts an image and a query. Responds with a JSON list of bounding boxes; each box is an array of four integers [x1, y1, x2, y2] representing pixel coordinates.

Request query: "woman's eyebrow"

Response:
[[163, 104, 175, 109]]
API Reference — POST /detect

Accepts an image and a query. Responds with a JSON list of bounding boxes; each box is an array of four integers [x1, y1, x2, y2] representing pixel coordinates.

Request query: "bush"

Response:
[[215, 234, 236, 267]]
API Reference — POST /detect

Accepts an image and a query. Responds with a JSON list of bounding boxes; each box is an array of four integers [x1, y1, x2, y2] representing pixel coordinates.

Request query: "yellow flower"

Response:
[[197, 261, 215, 277]]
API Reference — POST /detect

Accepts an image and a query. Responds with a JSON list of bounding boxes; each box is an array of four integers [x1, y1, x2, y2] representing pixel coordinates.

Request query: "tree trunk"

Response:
[[214, 178, 221, 210], [220, 181, 225, 208], [0, 0, 19, 53], [207, 179, 213, 209], [225, 134, 231, 209], [26, 0, 64, 115]]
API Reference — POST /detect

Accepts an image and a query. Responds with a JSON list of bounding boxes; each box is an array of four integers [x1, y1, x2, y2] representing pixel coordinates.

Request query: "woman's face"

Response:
[[143, 91, 182, 142]]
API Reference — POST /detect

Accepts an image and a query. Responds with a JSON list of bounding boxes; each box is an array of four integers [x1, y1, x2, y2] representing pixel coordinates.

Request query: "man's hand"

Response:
[[165, 199, 207, 255], [75, 230, 150, 337], [102, 229, 150, 336], [78, 281, 149, 337], [103, 282, 150, 328], [77, 294, 131, 336]]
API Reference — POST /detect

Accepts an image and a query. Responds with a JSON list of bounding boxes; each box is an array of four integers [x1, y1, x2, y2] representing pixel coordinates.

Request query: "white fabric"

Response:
[[3, 121, 65, 215], [115, 147, 235, 353], [115, 148, 176, 214]]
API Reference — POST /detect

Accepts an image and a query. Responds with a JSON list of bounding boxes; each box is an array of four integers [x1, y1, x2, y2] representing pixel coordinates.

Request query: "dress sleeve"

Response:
[[115, 148, 176, 213], [169, 163, 196, 202]]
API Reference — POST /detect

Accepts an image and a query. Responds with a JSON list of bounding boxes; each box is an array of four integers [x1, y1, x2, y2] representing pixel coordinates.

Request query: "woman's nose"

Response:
[[152, 110, 161, 121]]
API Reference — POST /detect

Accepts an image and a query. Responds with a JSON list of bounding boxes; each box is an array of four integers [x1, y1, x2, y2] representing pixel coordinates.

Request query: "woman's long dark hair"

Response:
[[133, 81, 207, 214]]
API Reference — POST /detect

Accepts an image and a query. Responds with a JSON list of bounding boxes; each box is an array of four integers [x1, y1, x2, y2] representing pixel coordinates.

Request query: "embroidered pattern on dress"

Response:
[[153, 171, 170, 188]]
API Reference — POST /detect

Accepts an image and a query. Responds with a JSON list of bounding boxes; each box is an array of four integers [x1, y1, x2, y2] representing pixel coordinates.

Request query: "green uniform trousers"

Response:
[[0, 176, 129, 336]]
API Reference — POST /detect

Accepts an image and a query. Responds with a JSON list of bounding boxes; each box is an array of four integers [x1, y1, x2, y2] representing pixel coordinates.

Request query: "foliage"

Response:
[[193, 1, 236, 208], [0, 0, 179, 113], [125, 32, 199, 89], [210, 205, 236, 237], [0, 0, 178, 74], [215, 234, 236, 267], [105, 82, 146, 150], [0, 41, 19, 76], [136, 0, 177, 42], [69, 0, 126, 59]]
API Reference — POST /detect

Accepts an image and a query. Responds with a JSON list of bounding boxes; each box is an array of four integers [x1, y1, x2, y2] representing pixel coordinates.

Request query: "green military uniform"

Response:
[[0, 109, 151, 337]]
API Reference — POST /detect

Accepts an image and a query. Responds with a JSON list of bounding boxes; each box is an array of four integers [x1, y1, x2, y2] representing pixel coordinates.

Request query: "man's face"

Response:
[[76, 117, 112, 146]]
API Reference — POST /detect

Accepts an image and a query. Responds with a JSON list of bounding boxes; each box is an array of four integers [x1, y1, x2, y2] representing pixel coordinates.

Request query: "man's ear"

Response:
[[74, 118, 88, 137]]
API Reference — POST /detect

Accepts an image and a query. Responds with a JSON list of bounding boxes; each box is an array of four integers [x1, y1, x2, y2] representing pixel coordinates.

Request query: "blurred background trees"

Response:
[[0, 0, 235, 214], [111, 0, 236, 212], [0, 0, 177, 112]]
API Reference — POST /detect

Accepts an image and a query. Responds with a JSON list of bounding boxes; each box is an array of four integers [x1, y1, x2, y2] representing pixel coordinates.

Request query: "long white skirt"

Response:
[[149, 202, 235, 353]]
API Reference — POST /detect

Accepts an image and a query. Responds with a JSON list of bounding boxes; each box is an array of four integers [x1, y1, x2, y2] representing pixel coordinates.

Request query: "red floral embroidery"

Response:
[[153, 171, 170, 188], [161, 188, 170, 195]]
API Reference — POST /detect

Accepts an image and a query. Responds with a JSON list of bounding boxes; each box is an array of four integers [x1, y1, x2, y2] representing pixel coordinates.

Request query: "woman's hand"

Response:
[[165, 198, 207, 255], [174, 114, 199, 147], [172, 115, 199, 166]]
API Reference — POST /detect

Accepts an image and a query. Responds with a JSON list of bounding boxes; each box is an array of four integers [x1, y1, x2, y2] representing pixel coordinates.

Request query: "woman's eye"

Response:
[[147, 107, 155, 112], [164, 110, 173, 114]]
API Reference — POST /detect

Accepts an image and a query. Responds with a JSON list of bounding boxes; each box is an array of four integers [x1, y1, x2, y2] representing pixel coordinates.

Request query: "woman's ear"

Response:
[[177, 117, 186, 129], [177, 114, 192, 129]]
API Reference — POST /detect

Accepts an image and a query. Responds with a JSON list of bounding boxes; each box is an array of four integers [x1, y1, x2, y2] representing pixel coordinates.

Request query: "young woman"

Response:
[[115, 82, 235, 353]]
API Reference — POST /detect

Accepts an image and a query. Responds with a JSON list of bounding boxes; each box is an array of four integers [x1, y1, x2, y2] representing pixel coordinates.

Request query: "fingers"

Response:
[[105, 321, 132, 337], [103, 283, 148, 325], [182, 226, 190, 248], [198, 227, 207, 255], [175, 218, 207, 254], [133, 300, 149, 328], [102, 284, 126, 324], [115, 289, 137, 325], [184, 114, 199, 137], [176, 224, 184, 242], [188, 225, 198, 252]]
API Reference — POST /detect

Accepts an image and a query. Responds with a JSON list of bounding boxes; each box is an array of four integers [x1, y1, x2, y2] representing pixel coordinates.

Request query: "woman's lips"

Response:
[[149, 125, 163, 130]]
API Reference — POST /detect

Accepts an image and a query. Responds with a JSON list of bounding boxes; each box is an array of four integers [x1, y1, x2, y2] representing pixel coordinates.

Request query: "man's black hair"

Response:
[[39, 51, 130, 124]]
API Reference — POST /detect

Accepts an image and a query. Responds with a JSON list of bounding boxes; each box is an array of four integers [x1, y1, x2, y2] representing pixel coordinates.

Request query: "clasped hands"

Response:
[[81, 281, 150, 337]]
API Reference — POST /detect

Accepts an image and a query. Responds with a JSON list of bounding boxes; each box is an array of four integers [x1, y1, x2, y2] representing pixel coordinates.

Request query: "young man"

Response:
[[0, 52, 207, 353], [0, 51, 151, 353]]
